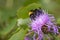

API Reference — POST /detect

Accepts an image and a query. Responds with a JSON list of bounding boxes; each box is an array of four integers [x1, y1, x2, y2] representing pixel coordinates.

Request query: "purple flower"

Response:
[[25, 8, 59, 40], [25, 36, 29, 40]]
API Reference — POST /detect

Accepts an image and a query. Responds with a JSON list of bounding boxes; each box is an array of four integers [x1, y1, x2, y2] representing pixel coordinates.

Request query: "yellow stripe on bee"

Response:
[[29, 12, 33, 15]]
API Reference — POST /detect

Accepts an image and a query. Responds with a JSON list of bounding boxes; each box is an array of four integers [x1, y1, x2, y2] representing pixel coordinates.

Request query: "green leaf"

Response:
[[57, 18, 60, 24], [17, 18, 30, 29], [0, 18, 17, 36], [55, 34, 60, 40], [17, 3, 41, 18], [23, 0, 40, 6], [9, 29, 27, 40], [0, 8, 16, 22]]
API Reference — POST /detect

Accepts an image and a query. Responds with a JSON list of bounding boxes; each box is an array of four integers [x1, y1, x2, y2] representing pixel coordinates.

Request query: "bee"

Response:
[[29, 8, 42, 20], [29, 10, 36, 20]]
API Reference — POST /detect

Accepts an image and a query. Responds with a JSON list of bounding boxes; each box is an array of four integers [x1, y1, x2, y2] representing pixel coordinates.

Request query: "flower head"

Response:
[[25, 8, 59, 40]]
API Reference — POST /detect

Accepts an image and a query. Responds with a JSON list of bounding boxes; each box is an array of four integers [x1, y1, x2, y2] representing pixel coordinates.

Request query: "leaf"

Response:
[[56, 18, 60, 24], [56, 34, 60, 40], [23, 0, 40, 6], [0, 18, 17, 36], [17, 3, 41, 18], [0, 8, 16, 22], [9, 29, 27, 40], [17, 18, 30, 29]]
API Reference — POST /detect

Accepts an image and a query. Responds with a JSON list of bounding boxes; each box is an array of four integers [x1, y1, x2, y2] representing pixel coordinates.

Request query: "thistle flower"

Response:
[[25, 8, 59, 40]]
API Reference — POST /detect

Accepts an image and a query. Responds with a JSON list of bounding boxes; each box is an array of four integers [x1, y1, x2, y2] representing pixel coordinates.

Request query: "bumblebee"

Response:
[[29, 8, 42, 20]]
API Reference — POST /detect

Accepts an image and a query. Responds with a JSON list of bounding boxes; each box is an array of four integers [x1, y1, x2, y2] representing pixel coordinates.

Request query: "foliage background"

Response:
[[0, 0, 60, 40]]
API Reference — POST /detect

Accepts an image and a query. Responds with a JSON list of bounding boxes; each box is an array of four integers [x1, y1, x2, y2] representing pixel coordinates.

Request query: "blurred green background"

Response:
[[0, 0, 60, 40]]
